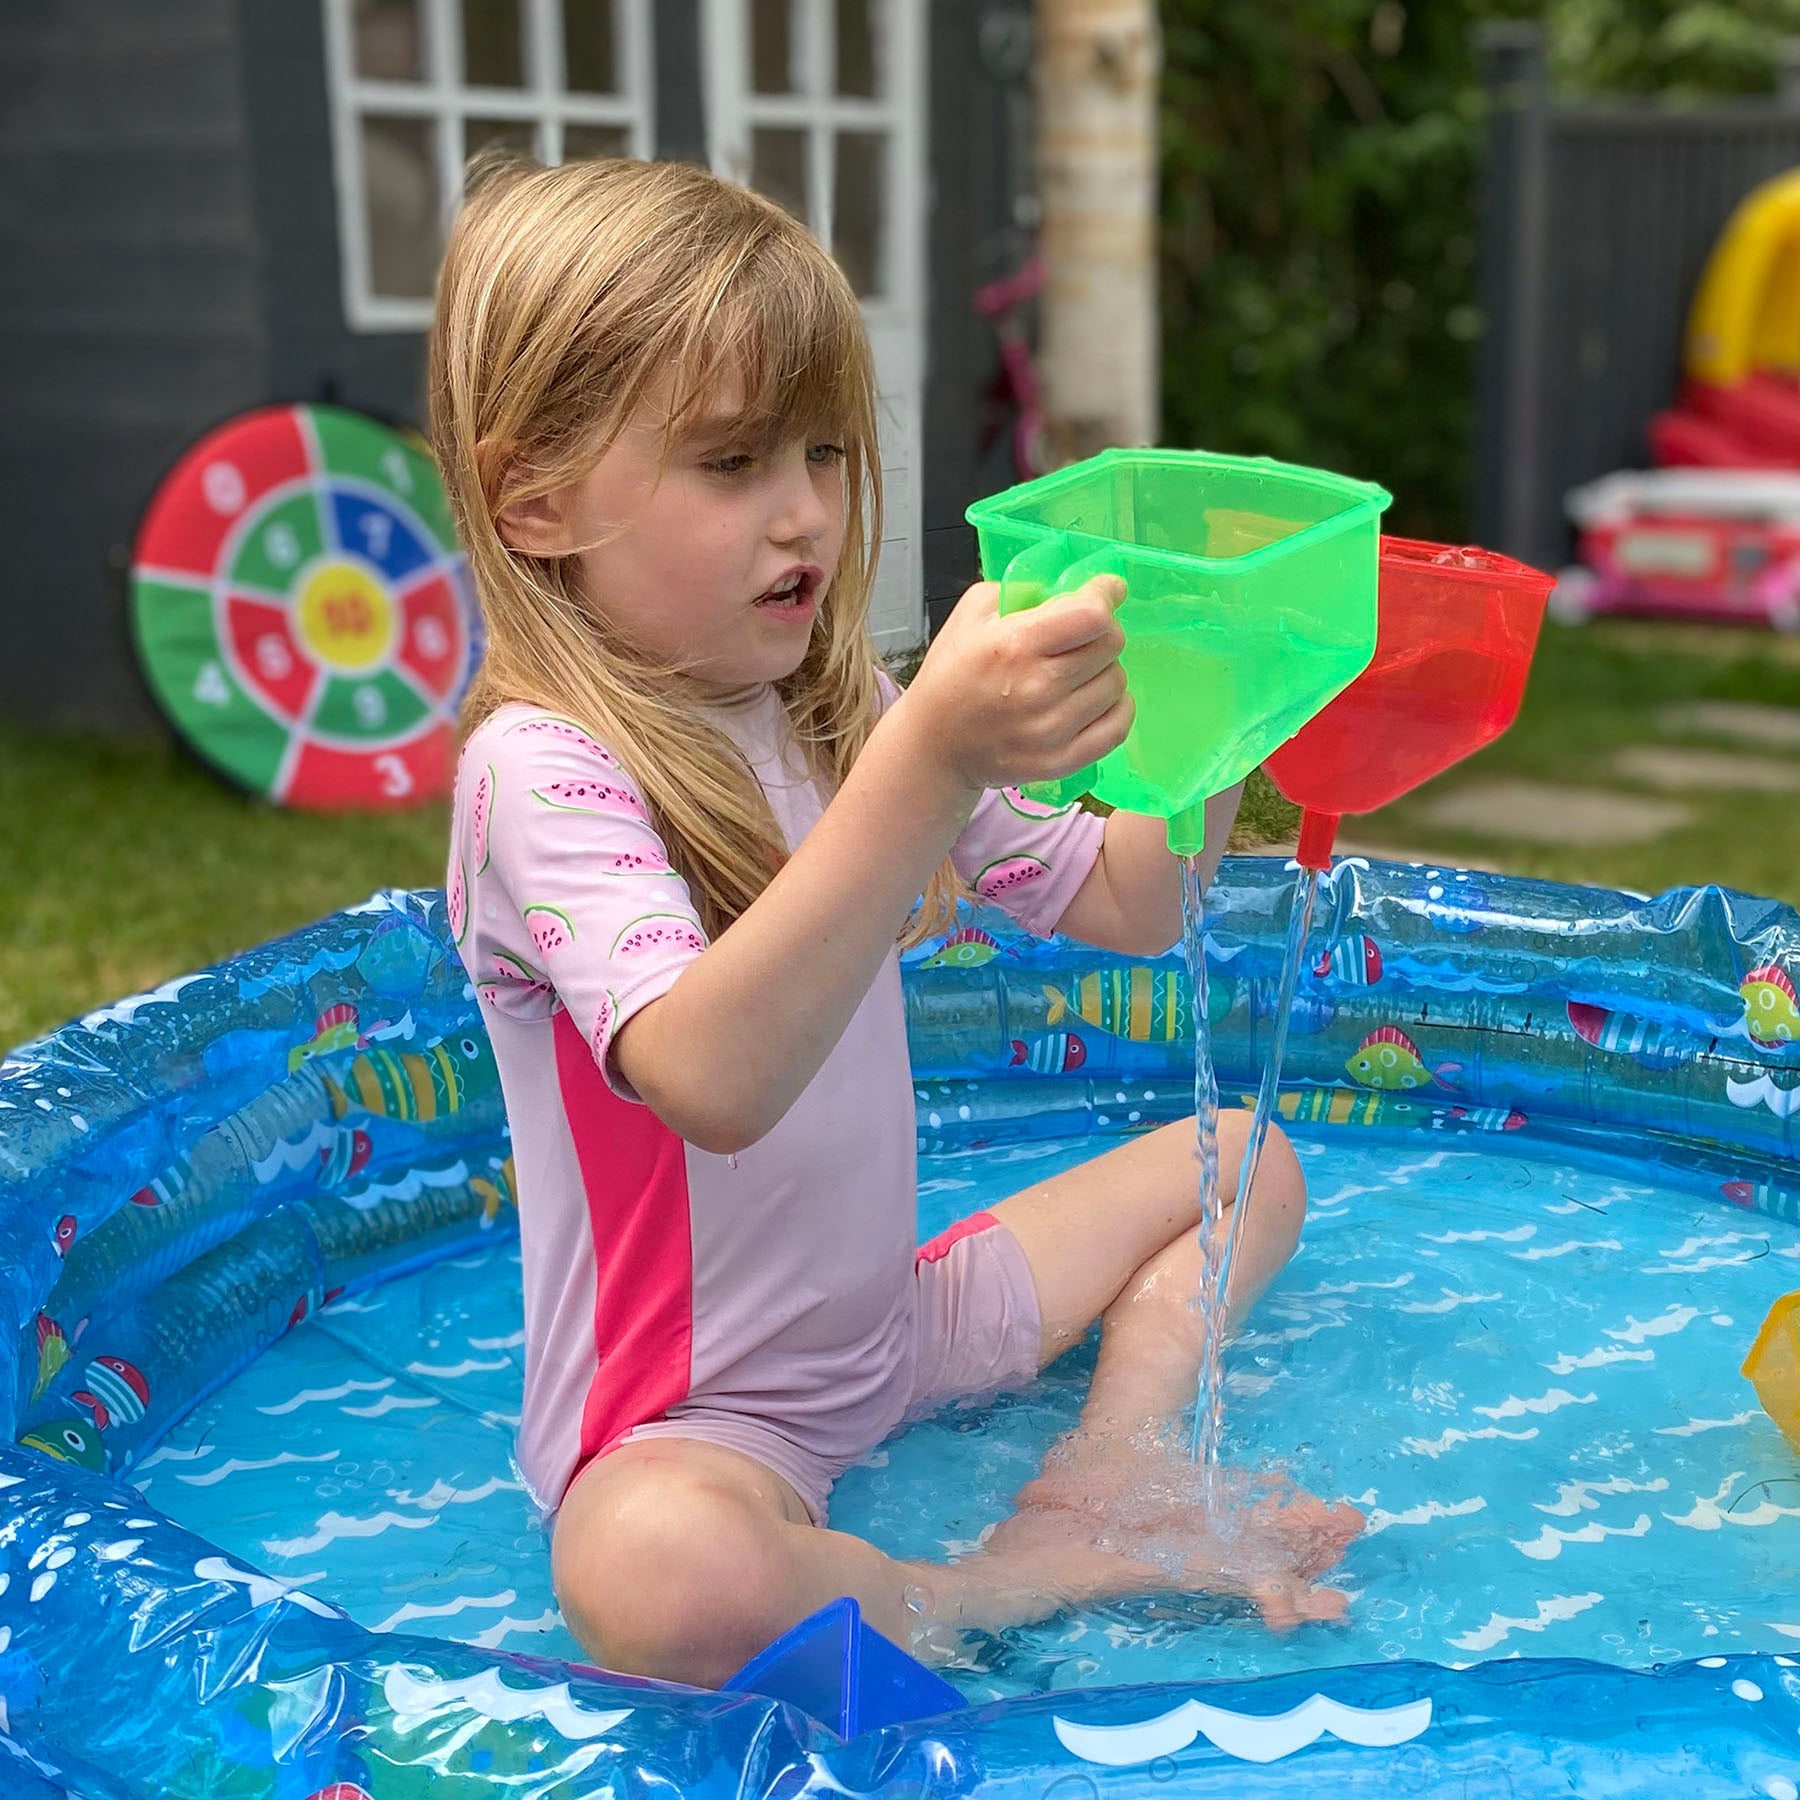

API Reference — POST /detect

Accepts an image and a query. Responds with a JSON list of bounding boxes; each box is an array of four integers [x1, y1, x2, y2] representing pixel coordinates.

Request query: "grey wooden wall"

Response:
[[1475, 23, 1800, 571]]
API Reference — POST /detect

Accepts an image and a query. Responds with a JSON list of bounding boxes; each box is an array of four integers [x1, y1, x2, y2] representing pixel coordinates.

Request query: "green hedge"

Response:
[[1159, 0, 1800, 540]]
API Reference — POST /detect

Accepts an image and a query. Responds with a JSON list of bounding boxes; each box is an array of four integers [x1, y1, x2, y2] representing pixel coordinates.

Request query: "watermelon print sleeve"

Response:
[[453, 709, 707, 1098], [871, 669, 1104, 937], [950, 782, 1106, 937]]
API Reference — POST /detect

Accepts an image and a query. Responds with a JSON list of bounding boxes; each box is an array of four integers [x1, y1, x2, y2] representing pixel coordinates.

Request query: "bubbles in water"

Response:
[[902, 1582, 929, 1615]]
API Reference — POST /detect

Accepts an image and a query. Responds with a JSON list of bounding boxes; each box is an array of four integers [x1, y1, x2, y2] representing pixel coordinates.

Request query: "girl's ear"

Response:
[[495, 486, 577, 558]]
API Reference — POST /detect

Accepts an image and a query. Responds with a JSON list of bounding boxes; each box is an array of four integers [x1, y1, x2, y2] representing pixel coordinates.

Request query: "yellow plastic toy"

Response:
[[1685, 168, 1800, 387], [1743, 1290, 1800, 1453]]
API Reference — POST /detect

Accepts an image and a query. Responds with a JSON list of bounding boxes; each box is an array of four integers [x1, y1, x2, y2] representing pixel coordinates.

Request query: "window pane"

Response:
[[463, 0, 524, 87], [751, 127, 809, 223], [464, 117, 539, 165], [361, 115, 442, 299], [752, 0, 796, 93], [833, 130, 885, 296], [563, 122, 630, 161], [835, 0, 879, 96], [353, 0, 424, 80], [562, 0, 617, 93]]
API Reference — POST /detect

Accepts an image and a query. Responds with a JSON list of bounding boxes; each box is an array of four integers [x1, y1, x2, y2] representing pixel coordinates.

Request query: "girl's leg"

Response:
[[985, 1112, 1364, 1623], [553, 1433, 1240, 1685]]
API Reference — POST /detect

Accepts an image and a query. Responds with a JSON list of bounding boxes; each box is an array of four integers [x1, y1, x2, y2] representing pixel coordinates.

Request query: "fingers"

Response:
[[1018, 574, 1126, 656], [1251, 1574, 1351, 1632]]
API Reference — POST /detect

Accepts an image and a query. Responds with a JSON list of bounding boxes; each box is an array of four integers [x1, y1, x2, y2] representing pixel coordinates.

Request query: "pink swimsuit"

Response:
[[448, 678, 1105, 1524]]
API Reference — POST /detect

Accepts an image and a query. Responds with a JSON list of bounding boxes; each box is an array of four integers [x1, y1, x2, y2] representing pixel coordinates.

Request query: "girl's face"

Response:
[[504, 374, 851, 691]]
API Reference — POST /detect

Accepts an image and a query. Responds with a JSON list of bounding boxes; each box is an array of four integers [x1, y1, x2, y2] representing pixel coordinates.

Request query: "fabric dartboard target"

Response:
[[130, 404, 478, 810]]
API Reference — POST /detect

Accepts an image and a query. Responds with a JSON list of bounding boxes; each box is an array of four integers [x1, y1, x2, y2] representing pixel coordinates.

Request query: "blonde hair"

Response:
[[429, 153, 962, 944]]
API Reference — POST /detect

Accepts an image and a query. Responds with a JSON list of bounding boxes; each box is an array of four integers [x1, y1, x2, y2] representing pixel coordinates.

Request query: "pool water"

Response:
[[136, 1128, 1800, 1699]]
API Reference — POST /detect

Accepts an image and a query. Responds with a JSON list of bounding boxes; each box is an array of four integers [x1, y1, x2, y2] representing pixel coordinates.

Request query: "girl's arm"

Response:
[[613, 577, 1131, 1154], [1051, 783, 1245, 958]]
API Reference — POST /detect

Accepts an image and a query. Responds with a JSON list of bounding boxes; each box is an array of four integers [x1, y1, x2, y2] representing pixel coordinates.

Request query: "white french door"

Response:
[[700, 0, 927, 651]]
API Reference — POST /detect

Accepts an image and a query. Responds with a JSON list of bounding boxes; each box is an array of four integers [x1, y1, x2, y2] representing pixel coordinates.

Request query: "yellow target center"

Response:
[[296, 561, 393, 672]]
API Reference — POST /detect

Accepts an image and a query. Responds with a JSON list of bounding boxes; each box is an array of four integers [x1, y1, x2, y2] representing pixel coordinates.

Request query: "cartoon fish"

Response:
[[50, 1214, 77, 1258], [1447, 1104, 1527, 1133], [1345, 1026, 1461, 1092], [1260, 1087, 1399, 1127], [1722, 1178, 1777, 1211], [322, 1032, 498, 1125], [319, 1126, 373, 1188], [71, 1355, 150, 1433], [1046, 969, 1190, 1042], [472, 1154, 519, 1226], [288, 1002, 365, 1073], [288, 1282, 345, 1329], [306, 1786, 375, 1800], [1313, 934, 1383, 987], [1742, 965, 1800, 1046], [922, 928, 1004, 969], [1566, 1002, 1691, 1068], [19, 1418, 107, 1472], [1010, 1031, 1088, 1075], [32, 1313, 69, 1403]]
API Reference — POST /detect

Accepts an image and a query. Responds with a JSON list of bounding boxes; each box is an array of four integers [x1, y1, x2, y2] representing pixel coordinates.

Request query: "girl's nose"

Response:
[[769, 448, 834, 546]]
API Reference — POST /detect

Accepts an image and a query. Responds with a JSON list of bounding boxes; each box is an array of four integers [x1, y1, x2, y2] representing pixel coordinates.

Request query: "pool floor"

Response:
[[137, 1127, 1800, 1698]]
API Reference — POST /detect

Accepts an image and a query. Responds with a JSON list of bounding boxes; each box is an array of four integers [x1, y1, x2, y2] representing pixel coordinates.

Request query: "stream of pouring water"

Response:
[[1185, 859, 1323, 1473]]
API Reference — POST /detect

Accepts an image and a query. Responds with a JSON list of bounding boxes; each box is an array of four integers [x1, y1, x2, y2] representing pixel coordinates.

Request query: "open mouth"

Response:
[[752, 567, 822, 612]]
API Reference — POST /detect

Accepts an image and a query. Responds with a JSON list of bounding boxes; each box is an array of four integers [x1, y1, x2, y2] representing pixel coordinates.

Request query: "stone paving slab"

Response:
[[1658, 700, 1800, 751], [1613, 745, 1800, 792], [1409, 779, 1691, 846]]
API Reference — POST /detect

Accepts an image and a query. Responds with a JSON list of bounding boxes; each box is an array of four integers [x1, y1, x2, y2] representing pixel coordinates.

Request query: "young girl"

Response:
[[432, 155, 1361, 1687]]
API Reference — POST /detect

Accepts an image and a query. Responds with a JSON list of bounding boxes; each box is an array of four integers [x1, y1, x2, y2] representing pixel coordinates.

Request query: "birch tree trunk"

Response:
[[1035, 0, 1162, 460]]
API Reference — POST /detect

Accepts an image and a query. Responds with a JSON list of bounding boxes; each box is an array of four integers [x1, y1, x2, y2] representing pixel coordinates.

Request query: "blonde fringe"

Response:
[[429, 153, 964, 946]]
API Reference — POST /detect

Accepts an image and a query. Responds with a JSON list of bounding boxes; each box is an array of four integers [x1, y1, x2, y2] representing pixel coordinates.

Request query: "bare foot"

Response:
[[987, 1433, 1364, 1632]]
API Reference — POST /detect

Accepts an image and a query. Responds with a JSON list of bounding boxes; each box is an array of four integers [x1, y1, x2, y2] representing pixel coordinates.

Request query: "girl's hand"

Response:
[[898, 575, 1133, 794]]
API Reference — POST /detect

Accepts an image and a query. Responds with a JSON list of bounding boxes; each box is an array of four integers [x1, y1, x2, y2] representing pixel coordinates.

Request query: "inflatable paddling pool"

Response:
[[3, 860, 1800, 1797]]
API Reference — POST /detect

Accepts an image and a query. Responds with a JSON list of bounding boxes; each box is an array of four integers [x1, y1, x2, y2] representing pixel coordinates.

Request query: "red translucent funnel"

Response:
[[1263, 536, 1555, 869]]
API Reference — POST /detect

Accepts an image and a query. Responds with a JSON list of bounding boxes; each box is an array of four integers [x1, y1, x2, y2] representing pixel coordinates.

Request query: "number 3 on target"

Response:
[[374, 752, 413, 799]]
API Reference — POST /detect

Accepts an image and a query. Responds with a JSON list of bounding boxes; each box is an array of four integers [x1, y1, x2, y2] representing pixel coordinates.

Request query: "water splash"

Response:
[[1188, 861, 1321, 1471]]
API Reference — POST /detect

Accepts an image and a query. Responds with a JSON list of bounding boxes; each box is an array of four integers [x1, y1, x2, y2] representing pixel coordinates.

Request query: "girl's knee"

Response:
[[554, 1468, 798, 1685]]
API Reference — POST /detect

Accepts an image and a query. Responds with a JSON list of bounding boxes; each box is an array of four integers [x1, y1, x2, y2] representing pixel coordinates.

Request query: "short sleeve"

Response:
[[874, 670, 1105, 938], [450, 710, 706, 1096]]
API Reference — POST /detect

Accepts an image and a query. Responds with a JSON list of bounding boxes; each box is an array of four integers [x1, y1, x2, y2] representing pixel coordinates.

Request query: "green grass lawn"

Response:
[[4, 617, 1796, 1054]]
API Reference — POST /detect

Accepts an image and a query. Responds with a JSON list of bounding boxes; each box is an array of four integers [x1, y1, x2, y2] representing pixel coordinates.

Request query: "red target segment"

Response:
[[130, 404, 478, 811]]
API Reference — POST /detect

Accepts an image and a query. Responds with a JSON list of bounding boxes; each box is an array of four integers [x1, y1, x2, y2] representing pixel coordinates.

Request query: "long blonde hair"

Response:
[[429, 153, 961, 944]]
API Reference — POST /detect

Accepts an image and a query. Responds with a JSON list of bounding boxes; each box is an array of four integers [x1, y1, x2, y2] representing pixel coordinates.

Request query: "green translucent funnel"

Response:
[[968, 448, 1389, 854]]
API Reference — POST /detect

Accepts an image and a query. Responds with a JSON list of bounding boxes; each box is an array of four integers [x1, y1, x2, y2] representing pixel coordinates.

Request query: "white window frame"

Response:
[[322, 0, 656, 332], [700, 0, 928, 649]]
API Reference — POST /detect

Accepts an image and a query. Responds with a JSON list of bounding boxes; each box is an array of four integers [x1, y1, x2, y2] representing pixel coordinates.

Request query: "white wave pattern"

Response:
[[405, 1356, 512, 1380], [391, 1476, 525, 1512], [1051, 1694, 1433, 1767], [1398, 1288, 1502, 1316], [1541, 1345, 1653, 1375], [381, 1666, 631, 1741], [1421, 1224, 1535, 1245], [1511, 1238, 1622, 1261], [1654, 1410, 1762, 1438], [374, 1589, 516, 1634], [259, 1376, 392, 1416], [340, 1160, 472, 1211], [250, 1118, 342, 1184], [193, 1555, 343, 1620], [467, 1609, 567, 1649], [344, 1393, 440, 1418], [1400, 1424, 1538, 1459], [176, 1450, 338, 1487], [1365, 1497, 1487, 1536], [1533, 1476, 1668, 1517], [79, 972, 207, 1027], [131, 1443, 216, 1471], [1605, 1305, 1700, 1344], [1512, 1514, 1652, 1561], [1449, 1592, 1604, 1653], [1473, 1387, 1597, 1421], [263, 1507, 439, 1558], [1724, 1073, 1800, 1117], [1665, 1474, 1800, 1531], [467, 1330, 526, 1351]]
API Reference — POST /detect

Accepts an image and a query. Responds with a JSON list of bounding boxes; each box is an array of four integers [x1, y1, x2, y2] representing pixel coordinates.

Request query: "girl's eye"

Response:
[[807, 443, 846, 466], [705, 453, 754, 476]]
